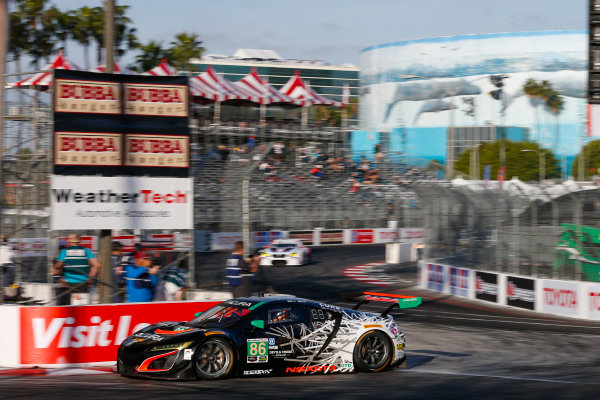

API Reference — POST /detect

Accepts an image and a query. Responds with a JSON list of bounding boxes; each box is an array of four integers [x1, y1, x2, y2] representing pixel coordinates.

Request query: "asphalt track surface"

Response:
[[2, 244, 599, 399]]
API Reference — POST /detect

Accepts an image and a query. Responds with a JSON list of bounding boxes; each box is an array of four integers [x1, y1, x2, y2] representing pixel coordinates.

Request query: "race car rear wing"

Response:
[[344, 291, 422, 317]]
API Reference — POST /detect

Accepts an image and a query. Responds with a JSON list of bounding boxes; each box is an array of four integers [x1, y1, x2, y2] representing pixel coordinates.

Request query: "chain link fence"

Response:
[[417, 179, 600, 282]]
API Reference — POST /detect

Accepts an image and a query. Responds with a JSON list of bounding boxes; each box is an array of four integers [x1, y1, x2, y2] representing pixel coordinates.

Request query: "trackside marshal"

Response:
[[50, 176, 193, 230]]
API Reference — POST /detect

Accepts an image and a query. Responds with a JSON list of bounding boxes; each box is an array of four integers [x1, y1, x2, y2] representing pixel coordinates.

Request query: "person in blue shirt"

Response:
[[226, 241, 255, 298], [122, 253, 160, 303], [52, 233, 99, 305]]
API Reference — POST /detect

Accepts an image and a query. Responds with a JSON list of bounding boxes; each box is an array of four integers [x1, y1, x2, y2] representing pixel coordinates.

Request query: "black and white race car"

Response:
[[117, 293, 421, 380], [259, 239, 311, 266]]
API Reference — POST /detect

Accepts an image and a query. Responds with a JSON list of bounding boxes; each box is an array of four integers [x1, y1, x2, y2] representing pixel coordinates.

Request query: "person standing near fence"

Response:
[[0, 235, 15, 287], [122, 253, 160, 303], [226, 241, 256, 298], [52, 233, 99, 305]]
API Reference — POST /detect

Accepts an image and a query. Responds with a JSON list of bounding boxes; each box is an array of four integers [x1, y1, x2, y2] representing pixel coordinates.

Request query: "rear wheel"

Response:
[[195, 338, 234, 380], [353, 331, 392, 372]]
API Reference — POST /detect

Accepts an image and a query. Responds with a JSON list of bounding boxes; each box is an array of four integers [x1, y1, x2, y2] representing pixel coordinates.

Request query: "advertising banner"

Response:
[[9, 238, 50, 257], [211, 232, 243, 251], [19, 301, 219, 365], [319, 230, 344, 245], [399, 228, 425, 243], [377, 229, 398, 243], [555, 224, 600, 282], [289, 231, 314, 245], [588, 283, 600, 320], [254, 231, 284, 248], [449, 267, 470, 297], [351, 229, 374, 244], [426, 263, 445, 291], [53, 69, 189, 177], [540, 279, 581, 318], [506, 276, 536, 310], [50, 176, 193, 230], [475, 271, 498, 303]]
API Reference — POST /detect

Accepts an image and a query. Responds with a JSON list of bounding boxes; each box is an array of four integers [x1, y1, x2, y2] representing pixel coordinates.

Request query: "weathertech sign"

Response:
[[124, 83, 188, 117], [54, 132, 122, 166], [125, 134, 189, 167], [54, 79, 121, 114], [50, 176, 193, 230]]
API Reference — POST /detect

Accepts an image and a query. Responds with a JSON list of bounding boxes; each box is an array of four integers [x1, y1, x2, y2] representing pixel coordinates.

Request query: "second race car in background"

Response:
[[259, 239, 311, 266]]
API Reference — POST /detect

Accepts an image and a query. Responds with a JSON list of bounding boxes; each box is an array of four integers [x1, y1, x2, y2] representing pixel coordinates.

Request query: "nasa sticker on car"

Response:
[[247, 338, 269, 363]]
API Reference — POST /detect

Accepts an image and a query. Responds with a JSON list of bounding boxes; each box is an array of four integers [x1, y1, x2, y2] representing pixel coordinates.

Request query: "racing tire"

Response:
[[195, 338, 235, 380], [353, 330, 393, 373]]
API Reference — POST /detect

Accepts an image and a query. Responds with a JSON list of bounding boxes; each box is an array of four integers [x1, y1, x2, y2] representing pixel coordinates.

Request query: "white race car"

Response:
[[259, 239, 311, 266]]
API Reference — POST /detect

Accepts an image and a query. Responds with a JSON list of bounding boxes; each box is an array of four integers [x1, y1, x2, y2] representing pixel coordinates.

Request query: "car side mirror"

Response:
[[250, 320, 265, 329]]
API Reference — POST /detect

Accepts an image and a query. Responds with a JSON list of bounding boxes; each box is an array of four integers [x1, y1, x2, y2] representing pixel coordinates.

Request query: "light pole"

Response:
[[521, 149, 546, 182]]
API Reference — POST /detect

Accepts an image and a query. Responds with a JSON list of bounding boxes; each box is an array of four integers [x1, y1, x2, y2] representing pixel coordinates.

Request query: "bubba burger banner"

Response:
[[50, 176, 193, 230], [53, 69, 189, 177], [19, 301, 219, 365]]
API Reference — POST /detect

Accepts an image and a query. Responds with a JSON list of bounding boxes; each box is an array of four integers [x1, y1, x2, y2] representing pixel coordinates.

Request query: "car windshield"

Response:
[[188, 301, 256, 328], [272, 243, 297, 248]]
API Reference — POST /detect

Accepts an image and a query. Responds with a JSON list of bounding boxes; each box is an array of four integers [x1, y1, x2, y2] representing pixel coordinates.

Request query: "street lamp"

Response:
[[521, 149, 547, 182]]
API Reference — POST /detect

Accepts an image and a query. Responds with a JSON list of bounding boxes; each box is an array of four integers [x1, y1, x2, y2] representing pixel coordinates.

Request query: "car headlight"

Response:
[[150, 341, 192, 352]]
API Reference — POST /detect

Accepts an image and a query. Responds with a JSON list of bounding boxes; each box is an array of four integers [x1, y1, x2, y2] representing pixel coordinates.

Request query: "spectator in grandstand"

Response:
[[311, 164, 325, 179], [155, 257, 189, 301], [0, 235, 15, 287], [259, 160, 275, 174], [374, 143, 385, 164], [122, 253, 160, 303], [226, 241, 256, 298], [349, 178, 361, 193], [217, 145, 230, 161], [273, 141, 285, 162], [52, 233, 99, 305]]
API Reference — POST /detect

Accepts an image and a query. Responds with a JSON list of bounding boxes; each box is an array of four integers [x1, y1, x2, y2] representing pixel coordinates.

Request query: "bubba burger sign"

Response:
[[50, 175, 193, 230], [19, 301, 219, 365]]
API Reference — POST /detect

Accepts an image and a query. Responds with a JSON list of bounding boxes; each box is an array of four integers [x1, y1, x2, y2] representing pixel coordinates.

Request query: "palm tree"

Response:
[[129, 41, 167, 72], [44, 6, 76, 51], [8, 9, 29, 75], [71, 6, 100, 69], [14, 0, 57, 68], [114, 5, 139, 61], [166, 32, 205, 70]]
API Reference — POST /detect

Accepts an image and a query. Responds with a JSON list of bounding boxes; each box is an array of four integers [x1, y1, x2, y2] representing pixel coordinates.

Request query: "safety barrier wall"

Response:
[[209, 227, 424, 250], [417, 261, 600, 321], [0, 300, 224, 368]]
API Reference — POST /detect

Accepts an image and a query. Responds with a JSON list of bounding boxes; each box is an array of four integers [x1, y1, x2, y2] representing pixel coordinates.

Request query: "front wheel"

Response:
[[195, 338, 234, 380], [353, 331, 392, 372]]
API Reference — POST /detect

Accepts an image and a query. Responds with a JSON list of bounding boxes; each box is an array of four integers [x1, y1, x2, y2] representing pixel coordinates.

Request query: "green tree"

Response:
[[522, 78, 564, 147], [8, 9, 29, 74], [571, 140, 600, 180], [14, 0, 57, 68], [129, 40, 167, 72], [166, 32, 204, 70], [454, 140, 560, 182], [71, 6, 102, 69]]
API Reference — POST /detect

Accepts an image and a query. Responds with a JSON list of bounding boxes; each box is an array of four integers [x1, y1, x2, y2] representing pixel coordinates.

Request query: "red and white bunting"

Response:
[[278, 71, 343, 108], [189, 66, 259, 103], [234, 68, 303, 106], [143, 59, 177, 76], [89, 61, 128, 74], [9, 50, 79, 89]]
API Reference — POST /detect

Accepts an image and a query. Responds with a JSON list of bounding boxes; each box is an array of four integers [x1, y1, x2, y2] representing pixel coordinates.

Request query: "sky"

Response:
[[9, 0, 588, 70]]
